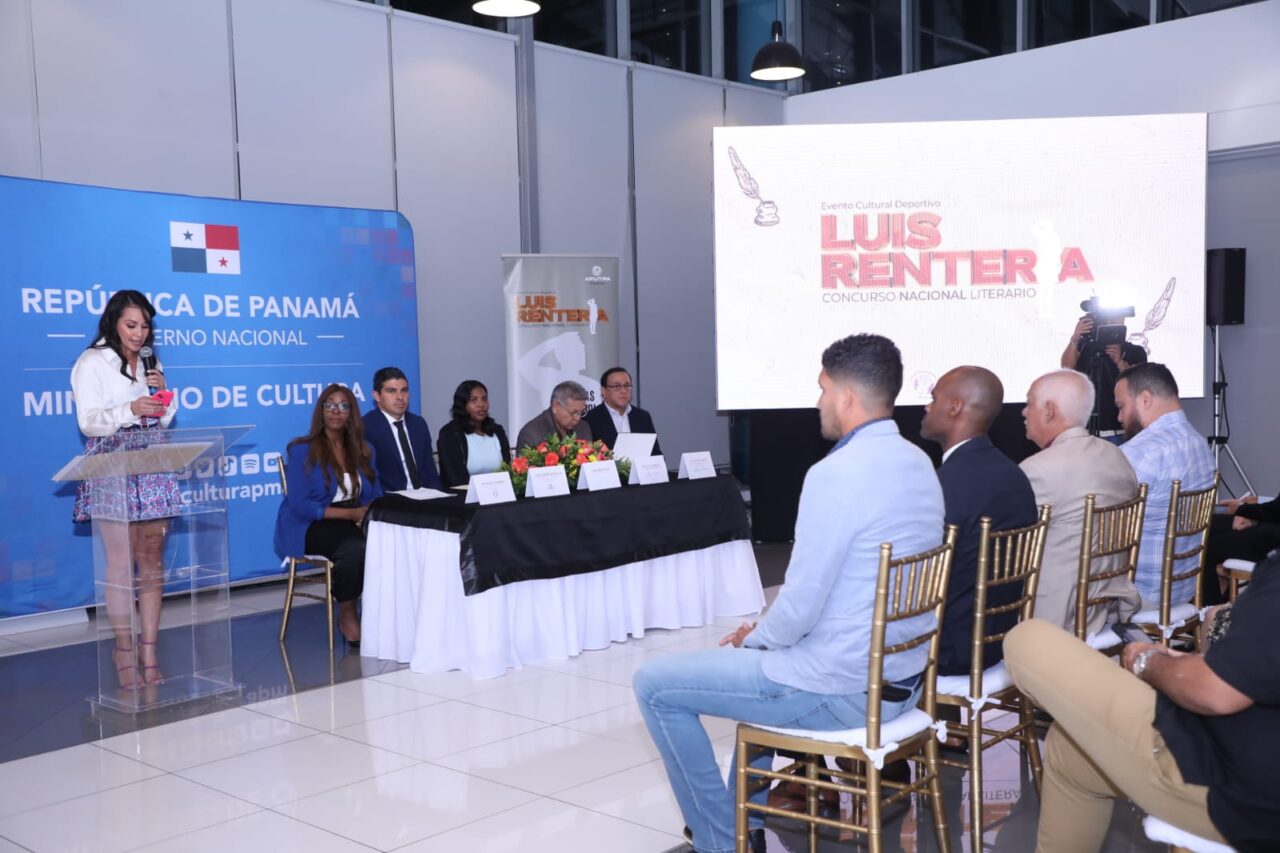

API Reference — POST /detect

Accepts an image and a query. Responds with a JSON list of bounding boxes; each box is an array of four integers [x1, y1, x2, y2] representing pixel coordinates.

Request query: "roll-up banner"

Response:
[[1, 175, 419, 618], [503, 255, 620, 439]]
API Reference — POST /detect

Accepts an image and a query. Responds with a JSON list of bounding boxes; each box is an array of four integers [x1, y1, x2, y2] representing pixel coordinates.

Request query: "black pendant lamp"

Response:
[[750, 20, 804, 82]]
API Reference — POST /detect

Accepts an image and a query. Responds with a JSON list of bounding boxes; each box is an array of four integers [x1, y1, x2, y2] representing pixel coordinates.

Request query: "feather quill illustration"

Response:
[[1128, 277, 1176, 353], [728, 147, 761, 201]]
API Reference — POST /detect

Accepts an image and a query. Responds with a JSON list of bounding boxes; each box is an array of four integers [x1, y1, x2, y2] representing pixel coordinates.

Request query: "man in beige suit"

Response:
[[1020, 369, 1141, 636]]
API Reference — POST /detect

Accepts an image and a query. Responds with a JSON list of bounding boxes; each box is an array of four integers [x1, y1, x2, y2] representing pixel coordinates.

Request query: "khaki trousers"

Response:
[[1003, 619, 1228, 853]]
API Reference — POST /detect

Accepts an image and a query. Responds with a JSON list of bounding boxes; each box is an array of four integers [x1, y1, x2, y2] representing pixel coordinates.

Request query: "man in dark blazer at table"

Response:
[[920, 365, 1038, 676], [582, 366, 661, 456], [362, 366, 443, 492]]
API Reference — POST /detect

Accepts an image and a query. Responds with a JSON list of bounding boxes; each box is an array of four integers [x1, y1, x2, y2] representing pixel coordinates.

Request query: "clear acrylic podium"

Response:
[[53, 425, 253, 714]]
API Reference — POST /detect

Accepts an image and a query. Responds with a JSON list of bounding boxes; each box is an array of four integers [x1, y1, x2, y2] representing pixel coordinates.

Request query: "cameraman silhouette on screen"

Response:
[[1061, 300, 1147, 436]]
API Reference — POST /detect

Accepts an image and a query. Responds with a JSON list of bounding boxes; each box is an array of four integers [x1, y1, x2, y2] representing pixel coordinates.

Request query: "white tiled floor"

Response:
[[0, 623, 731, 853], [0, 612, 1161, 853]]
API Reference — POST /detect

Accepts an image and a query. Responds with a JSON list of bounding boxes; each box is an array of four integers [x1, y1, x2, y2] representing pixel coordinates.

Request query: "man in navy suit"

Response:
[[582, 367, 661, 456], [921, 366, 1038, 676], [362, 367, 442, 492]]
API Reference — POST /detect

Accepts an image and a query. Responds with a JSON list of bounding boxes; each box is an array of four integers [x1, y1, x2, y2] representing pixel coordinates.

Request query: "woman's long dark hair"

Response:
[[450, 380, 497, 436], [90, 290, 157, 380], [288, 384, 376, 498]]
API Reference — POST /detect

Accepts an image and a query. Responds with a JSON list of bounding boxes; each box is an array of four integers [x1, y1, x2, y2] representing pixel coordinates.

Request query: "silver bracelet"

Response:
[[1131, 648, 1159, 680]]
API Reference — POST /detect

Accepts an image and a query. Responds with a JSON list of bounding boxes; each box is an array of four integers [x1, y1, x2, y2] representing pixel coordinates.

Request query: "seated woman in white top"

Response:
[[435, 380, 512, 488]]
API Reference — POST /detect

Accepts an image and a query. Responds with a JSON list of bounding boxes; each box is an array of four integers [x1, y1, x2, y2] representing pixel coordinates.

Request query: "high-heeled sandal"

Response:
[[137, 638, 165, 685], [112, 641, 140, 690]]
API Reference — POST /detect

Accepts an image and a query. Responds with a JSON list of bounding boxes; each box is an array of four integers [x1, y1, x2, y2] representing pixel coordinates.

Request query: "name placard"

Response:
[[612, 432, 657, 461], [678, 451, 717, 480], [527, 464, 570, 498], [629, 454, 670, 486], [465, 471, 517, 505], [578, 459, 622, 491]]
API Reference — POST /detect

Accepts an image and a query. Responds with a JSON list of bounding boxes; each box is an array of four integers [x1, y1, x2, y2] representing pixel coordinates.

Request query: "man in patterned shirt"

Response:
[[1115, 362, 1216, 608]]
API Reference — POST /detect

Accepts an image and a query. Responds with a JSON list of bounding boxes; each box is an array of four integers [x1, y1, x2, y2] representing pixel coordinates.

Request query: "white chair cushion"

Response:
[[1222, 559, 1255, 574], [1142, 816, 1235, 853], [936, 662, 1013, 699], [1085, 628, 1122, 650], [750, 707, 936, 748], [1131, 601, 1198, 627]]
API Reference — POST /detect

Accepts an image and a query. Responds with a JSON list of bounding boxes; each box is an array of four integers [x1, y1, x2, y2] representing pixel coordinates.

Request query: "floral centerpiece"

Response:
[[501, 432, 632, 497]]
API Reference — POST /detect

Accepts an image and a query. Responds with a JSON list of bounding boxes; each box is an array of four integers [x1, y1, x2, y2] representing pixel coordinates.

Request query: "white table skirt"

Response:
[[361, 520, 764, 678]]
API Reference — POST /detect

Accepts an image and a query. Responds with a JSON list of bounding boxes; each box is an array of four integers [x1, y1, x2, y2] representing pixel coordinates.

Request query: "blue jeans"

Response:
[[633, 647, 917, 853]]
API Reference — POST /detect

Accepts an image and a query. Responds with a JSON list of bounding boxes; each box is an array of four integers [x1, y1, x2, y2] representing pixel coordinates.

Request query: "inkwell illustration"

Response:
[[728, 147, 779, 226]]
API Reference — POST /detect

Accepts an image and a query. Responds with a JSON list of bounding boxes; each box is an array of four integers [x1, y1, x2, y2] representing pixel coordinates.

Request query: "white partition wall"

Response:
[[725, 83, 786, 129], [232, 0, 396, 209], [786, 1, 1280, 153], [0, 0, 39, 179], [632, 67, 732, 465], [392, 14, 522, 431], [26, 0, 237, 197], [1185, 152, 1280, 494], [0, 0, 787, 473], [534, 46, 635, 376]]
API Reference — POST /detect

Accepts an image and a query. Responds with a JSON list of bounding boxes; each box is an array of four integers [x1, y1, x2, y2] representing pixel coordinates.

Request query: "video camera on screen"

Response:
[[1077, 296, 1135, 350]]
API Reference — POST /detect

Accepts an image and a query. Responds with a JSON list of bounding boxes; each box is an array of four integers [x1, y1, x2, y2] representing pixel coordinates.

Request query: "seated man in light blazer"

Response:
[[582, 366, 661, 456], [361, 366, 442, 492], [1020, 369, 1141, 636]]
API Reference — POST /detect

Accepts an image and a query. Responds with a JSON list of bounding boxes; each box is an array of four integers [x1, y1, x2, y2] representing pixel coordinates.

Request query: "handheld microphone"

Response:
[[139, 345, 158, 393]]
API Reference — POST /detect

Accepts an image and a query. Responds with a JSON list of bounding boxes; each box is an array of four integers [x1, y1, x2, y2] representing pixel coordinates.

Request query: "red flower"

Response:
[[544, 452, 560, 466], [578, 438, 590, 446], [560, 445, 572, 457], [575, 454, 588, 464], [537, 442, 549, 452], [511, 457, 529, 474]]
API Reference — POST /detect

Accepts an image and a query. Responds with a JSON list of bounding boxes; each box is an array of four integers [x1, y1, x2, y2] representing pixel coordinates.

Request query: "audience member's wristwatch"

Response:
[[1131, 648, 1159, 681]]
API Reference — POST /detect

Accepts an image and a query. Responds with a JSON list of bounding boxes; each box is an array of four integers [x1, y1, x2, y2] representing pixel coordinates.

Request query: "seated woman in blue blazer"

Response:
[[436, 380, 511, 488], [274, 383, 382, 646]]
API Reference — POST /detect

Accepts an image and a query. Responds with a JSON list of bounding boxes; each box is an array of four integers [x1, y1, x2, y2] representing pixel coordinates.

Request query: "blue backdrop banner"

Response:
[[1, 175, 419, 617]]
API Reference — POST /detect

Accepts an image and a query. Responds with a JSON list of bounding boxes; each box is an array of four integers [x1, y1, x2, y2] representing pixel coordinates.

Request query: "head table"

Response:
[[359, 475, 765, 678]]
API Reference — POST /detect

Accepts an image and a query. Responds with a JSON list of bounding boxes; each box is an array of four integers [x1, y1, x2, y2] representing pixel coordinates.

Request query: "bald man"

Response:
[[922, 367, 1038, 675], [1020, 369, 1141, 635]]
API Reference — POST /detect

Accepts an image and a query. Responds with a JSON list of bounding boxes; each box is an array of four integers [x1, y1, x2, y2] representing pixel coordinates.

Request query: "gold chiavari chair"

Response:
[[936, 505, 1051, 853], [277, 455, 335, 651], [732, 527, 957, 853], [1223, 558, 1256, 602], [1130, 474, 1219, 648], [1076, 484, 1148, 651]]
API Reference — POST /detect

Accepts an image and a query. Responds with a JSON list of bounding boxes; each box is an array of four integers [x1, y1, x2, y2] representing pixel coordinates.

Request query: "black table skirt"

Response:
[[368, 475, 751, 595]]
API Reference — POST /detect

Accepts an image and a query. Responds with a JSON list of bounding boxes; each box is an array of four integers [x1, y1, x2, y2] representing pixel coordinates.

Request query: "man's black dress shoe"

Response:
[[683, 826, 766, 852]]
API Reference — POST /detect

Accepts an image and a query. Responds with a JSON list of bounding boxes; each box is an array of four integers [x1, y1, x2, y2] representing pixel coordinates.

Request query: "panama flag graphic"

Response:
[[170, 221, 241, 274]]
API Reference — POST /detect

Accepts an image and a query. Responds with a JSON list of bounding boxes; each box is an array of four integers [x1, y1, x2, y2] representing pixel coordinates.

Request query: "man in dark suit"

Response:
[[921, 366, 1037, 676], [362, 366, 442, 492], [582, 367, 661, 456]]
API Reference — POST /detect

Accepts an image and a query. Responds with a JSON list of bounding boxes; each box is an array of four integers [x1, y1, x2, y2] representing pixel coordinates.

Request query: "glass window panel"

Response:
[[535, 0, 614, 57], [631, 0, 705, 74], [384, 0, 503, 31], [801, 0, 902, 93], [1029, 0, 1147, 48], [1157, 0, 1259, 20], [918, 0, 1016, 71], [725, 0, 786, 86]]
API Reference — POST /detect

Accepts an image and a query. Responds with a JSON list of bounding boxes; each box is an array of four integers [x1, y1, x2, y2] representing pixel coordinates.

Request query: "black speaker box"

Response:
[[1206, 248, 1246, 326]]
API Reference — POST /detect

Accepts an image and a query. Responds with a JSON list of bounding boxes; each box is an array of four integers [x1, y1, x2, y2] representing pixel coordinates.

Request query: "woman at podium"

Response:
[[436, 379, 511, 488], [274, 384, 383, 646], [70, 290, 180, 689]]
